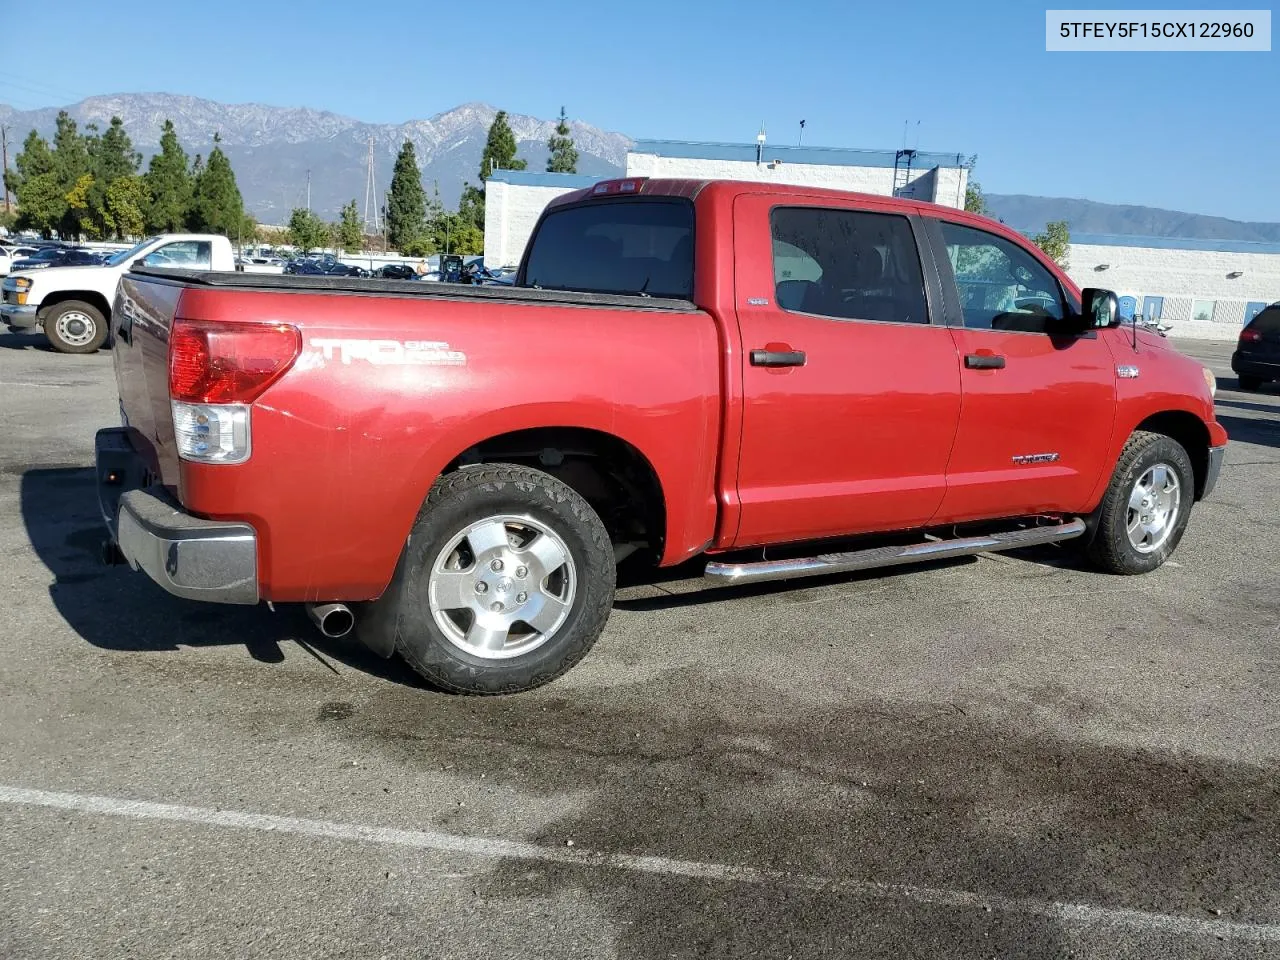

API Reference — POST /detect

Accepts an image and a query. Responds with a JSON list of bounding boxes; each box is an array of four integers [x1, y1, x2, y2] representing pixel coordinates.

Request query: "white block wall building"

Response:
[[484, 139, 969, 269], [1063, 235, 1280, 340], [482, 142, 1280, 341]]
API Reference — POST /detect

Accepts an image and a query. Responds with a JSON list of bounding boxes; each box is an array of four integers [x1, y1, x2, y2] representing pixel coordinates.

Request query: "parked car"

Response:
[[10, 246, 107, 271], [377, 263, 419, 280], [1, 234, 237, 353], [97, 178, 1226, 695], [1231, 303, 1280, 390], [0, 246, 41, 276]]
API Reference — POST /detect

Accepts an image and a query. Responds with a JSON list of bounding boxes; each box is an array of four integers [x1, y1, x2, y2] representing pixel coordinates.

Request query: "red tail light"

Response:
[[1240, 328, 1262, 343], [169, 318, 301, 404]]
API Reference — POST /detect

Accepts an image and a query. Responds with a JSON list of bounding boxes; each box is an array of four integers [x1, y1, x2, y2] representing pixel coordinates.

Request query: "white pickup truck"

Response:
[[1, 234, 236, 353]]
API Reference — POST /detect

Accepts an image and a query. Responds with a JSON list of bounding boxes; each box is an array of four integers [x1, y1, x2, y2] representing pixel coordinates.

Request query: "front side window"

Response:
[[523, 199, 693, 299], [143, 240, 212, 270], [770, 207, 929, 324], [940, 221, 1065, 333]]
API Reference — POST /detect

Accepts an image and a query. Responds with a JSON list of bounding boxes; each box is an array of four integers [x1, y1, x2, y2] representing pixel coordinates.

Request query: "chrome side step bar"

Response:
[[703, 518, 1087, 585]]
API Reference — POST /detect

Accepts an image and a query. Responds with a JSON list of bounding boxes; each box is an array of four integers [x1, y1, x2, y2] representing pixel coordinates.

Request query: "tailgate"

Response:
[[114, 273, 182, 489]]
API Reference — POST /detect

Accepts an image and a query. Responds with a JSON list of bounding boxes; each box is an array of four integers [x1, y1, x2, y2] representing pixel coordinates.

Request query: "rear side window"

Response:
[[1248, 306, 1280, 334], [142, 240, 212, 270], [770, 207, 929, 324], [524, 199, 694, 299]]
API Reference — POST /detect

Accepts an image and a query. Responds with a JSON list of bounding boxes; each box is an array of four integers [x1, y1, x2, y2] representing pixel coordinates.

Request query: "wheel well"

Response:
[[1136, 411, 1211, 499], [38, 290, 112, 322], [445, 427, 667, 560]]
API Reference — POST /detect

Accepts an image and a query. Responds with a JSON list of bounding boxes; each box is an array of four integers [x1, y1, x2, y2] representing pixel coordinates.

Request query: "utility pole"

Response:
[[1, 125, 10, 215], [362, 136, 379, 233]]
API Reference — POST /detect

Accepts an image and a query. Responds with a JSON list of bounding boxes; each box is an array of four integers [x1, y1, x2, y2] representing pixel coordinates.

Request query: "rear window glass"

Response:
[[1248, 306, 1280, 333], [523, 199, 694, 299]]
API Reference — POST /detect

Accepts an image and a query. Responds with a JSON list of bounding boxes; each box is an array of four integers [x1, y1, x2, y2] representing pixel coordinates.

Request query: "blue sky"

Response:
[[5, 0, 1277, 220]]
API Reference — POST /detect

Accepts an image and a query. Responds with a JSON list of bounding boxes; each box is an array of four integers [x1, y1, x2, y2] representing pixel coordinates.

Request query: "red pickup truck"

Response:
[[97, 178, 1227, 694]]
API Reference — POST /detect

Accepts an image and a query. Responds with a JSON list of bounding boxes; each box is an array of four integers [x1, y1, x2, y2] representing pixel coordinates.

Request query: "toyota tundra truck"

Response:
[[96, 178, 1227, 694]]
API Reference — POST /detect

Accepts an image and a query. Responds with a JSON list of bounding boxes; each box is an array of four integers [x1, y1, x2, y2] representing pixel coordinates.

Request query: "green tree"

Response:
[[386, 140, 426, 252], [15, 173, 65, 237], [103, 175, 149, 239], [963, 156, 988, 215], [64, 173, 98, 238], [50, 112, 91, 237], [336, 199, 364, 252], [188, 134, 244, 236], [6, 131, 63, 236], [1032, 220, 1071, 269], [87, 116, 141, 237], [458, 183, 485, 232], [146, 119, 193, 233], [429, 211, 484, 255], [479, 110, 526, 180], [287, 207, 330, 252], [546, 107, 578, 173]]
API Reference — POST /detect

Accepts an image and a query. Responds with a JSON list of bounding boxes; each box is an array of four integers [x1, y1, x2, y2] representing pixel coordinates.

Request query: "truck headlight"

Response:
[[1203, 367, 1217, 399], [11, 277, 31, 290]]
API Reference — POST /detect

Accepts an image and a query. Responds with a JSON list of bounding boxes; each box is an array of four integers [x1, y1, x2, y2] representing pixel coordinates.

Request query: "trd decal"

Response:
[[1011, 453, 1060, 465], [310, 339, 466, 366]]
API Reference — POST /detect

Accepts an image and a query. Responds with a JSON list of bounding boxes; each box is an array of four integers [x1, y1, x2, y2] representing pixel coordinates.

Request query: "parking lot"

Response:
[[0, 333, 1276, 959]]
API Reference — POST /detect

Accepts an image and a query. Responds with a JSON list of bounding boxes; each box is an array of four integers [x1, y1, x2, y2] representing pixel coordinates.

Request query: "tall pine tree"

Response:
[[337, 199, 364, 252], [88, 116, 142, 238], [188, 134, 244, 237], [6, 131, 64, 236], [51, 112, 91, 237], [478, 110, 526, 180], [386, 140, 426, 252], [145, 119, 192, 233], [546, 107, 578, 173]]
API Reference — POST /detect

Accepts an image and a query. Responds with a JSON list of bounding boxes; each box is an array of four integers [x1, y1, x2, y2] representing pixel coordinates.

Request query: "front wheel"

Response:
[[1086, 431, 1195, 575], [374, 464, 616, 695], [44, 300, 108, 354]]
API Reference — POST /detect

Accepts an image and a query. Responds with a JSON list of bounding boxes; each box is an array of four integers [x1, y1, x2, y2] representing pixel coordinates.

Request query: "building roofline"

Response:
[[486, 170, 601, 188], [630, 139, 967, 170], [1070, 233, 1280, 255]]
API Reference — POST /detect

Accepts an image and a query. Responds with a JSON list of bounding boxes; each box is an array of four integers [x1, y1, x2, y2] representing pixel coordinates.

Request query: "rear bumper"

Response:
[[1230, 352, 1279, 378], [1202, 444, 1226, 500], [96, 428, 259, 605], [1, 303, 39, 330]]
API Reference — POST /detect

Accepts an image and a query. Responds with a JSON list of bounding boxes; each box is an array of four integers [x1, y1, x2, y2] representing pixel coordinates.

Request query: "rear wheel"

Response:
[[374, 464, 615, 695], [1086, 431, 1194, 575], [1237, 374, 1263, 391], [44, 301, 107, 354]]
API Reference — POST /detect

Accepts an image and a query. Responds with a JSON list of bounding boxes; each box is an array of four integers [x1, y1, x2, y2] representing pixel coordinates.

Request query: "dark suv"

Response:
[[1232, 305, 1280, 391]]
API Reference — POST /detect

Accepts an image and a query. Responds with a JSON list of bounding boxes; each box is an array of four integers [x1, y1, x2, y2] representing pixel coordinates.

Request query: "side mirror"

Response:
[[1080, 288, 1120, 329]]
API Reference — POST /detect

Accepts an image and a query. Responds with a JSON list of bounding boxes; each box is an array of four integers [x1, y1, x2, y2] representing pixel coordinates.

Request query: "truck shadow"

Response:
[[18, 466, 425, 687], [1215, 414, 1280, 450], [0, 332, 53, 352]]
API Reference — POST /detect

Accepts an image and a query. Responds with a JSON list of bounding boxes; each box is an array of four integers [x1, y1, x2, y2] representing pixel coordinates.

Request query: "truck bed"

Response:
[[129, 266, 699, 313]]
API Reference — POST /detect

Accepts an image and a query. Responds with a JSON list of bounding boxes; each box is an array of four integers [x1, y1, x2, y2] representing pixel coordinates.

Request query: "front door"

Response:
[[932, 220, 1117, 522], [730, 195, 962, 547]]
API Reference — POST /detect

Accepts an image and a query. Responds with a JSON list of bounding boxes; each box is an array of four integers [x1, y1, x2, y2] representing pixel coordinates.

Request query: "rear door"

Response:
[[927, 218, 1116, 521], [730, 193, 962, 546]]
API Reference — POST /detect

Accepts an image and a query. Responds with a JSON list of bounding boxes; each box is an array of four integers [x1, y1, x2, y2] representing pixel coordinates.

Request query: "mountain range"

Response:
[[1, 93, 1276, 243]]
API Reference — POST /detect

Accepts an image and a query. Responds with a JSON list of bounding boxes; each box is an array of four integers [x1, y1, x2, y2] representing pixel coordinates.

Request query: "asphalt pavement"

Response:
[[0, 332, 1276, 959]]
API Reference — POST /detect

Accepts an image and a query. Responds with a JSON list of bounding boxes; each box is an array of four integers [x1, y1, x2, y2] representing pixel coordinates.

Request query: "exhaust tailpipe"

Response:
[[306, 602, 355, 639]]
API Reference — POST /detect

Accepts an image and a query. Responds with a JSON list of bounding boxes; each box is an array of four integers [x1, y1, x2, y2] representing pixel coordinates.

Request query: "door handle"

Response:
[[964, 353, 1005, 370], [751, 349, 806, 368]]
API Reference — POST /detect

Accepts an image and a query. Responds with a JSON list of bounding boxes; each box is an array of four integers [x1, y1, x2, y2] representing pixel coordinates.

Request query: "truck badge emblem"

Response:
[[746, 297, 770, 306], [1011, 453, 1060, 465], [1116, 365, 1140, 378], [309, 339, 466, 367]]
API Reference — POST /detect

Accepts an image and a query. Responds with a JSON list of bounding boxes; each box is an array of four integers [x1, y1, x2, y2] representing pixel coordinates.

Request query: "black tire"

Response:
[[366, 464, 616, 695], [43, 300, 108, 354], [1086, 431, 1195, 575], [1237, 374, 1263, 391]]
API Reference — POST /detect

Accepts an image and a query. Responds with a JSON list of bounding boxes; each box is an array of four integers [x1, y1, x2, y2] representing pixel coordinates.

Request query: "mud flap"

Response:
[[354, 554, 407, 658]]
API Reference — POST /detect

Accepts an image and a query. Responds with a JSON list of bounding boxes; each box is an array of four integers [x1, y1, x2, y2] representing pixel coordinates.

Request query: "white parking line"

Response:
[[2, 783, 1276, 944]]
